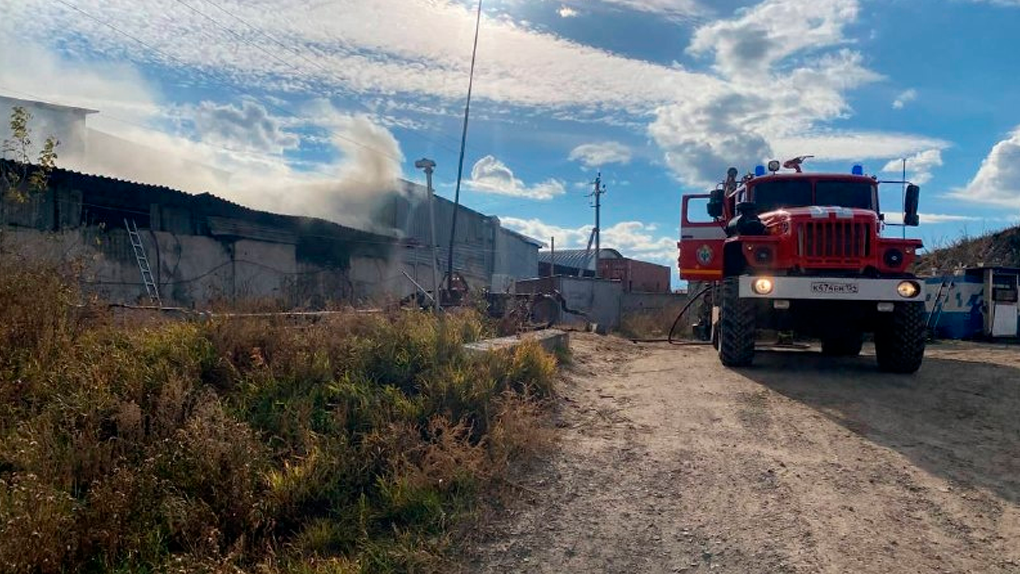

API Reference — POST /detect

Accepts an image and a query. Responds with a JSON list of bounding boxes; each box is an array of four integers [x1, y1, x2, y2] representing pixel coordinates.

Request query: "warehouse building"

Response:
[[538, 248, 671, 293], [0, 94, 542, 307]]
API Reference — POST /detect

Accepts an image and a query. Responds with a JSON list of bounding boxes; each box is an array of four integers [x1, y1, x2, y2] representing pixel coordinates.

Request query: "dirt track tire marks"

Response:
[[466, 334, 1020, 574]]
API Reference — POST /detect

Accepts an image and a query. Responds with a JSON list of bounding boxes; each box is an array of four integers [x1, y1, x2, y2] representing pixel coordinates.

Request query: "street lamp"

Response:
[[414, 158, 441, 311]]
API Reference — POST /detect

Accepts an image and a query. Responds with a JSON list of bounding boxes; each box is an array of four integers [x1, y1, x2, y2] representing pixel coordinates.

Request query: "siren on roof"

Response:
[[852, 164, 864, 176], [754, 165, 766, 177]]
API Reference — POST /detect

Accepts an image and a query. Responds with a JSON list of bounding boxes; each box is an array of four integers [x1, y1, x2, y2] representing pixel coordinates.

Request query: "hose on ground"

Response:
[[667, 285, 714, 345], [629, 285, 714, 345]]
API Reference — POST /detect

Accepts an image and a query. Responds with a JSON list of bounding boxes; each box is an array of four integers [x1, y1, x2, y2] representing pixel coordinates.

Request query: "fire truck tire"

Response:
[[874, 302, 926, 374], [718, 277, 755, 367], [820, 332, 863, 356]]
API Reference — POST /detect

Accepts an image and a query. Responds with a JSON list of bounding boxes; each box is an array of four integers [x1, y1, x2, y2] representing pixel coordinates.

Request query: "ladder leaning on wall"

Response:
[[124, 219, 162, 307]]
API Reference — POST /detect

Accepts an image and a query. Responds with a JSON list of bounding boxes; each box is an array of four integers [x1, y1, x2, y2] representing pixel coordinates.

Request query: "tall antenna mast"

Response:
[[446, 0, 484, 294]]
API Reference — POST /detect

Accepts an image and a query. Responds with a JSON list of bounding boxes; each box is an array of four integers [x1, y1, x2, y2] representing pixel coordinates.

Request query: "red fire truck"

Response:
[[679, 159, 926, 373]]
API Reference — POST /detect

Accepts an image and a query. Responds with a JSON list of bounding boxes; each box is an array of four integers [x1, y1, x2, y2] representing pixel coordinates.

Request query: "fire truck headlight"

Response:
[[883, 248, 904, 268], [753, 278, 774, 295], [896, 280, 920, 299]]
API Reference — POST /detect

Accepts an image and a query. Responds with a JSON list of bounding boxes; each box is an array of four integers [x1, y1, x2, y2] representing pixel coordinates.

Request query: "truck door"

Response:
[[679, 194, 725, 282]]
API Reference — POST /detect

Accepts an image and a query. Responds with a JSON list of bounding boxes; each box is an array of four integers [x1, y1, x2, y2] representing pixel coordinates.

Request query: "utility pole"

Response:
[[589, 172, 607, 278], [415, 158, 441, 311], [901, 157, 907, 240]]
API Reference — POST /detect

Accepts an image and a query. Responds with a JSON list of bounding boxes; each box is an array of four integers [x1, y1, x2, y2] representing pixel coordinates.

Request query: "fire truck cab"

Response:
[[679, 160, 926, 373]]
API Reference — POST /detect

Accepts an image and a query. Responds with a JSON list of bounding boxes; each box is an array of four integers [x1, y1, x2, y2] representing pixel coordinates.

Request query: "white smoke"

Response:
[[0, 40, 412, 234], [274, 114, 408, 232]]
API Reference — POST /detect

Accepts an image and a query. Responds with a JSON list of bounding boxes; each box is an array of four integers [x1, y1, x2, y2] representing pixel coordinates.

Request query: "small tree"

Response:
[[1, 106, 60, 203]]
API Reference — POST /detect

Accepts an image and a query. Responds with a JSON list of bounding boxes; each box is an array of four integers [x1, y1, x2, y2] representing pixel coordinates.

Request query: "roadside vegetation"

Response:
[[0, 254, 558, 573], [619, 303, 691, 340], [915, 225, 1020, 274]]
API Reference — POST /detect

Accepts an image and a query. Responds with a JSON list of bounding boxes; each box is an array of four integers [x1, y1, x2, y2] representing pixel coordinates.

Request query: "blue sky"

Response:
[[3, 0, 1020, 285]]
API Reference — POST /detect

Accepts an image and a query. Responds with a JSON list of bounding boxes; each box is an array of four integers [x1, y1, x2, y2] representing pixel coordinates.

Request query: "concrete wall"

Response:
[[621, 292, 689, 314], [517, 276, 623, 328], [2, 225, 391, 308]]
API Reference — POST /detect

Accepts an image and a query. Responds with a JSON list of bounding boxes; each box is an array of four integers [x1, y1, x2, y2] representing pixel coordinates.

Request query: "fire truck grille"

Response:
[[797, 221, 872, 263]]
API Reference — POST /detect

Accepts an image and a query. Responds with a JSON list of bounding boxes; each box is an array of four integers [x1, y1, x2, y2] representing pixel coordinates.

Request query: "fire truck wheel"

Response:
[[820, 332, 863, 356], [718, 277, 755, 367], [874, 301, 926, 374]]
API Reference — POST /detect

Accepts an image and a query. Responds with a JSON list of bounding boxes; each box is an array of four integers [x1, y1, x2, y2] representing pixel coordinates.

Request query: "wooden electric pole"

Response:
[[589, 172, 607, 278]]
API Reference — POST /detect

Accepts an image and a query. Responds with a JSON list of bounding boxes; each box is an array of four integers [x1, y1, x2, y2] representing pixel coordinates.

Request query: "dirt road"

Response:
[[467, 334, 1020, 573]]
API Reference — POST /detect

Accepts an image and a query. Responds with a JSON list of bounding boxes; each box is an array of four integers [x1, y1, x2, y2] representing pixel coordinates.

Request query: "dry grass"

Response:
[[619, 302, 691, 340], [915, 225, 1020, 275], [0, 258, 559, 574]]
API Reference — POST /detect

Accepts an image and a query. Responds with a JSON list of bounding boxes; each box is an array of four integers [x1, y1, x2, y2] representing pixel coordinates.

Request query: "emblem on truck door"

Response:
[[697, 244, 713, 265], [811, 281, 860, 295]]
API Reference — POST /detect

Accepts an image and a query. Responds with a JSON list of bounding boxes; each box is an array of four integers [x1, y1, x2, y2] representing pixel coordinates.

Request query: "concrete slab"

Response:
[[464, 329, 569, 357]]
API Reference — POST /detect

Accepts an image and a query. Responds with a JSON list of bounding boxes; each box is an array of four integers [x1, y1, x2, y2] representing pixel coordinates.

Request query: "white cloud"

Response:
[[650, 1, 942, 188], [189, 100, 299, 154], [950, 126, 1020, 207], [3, 1, 945, 203], [892, 88, 917, 110], [568, 141, 632, 167], [500, 217, 677, 266], [558, 5, 579, 17], [882, 149, 943, 185], [773, 132, 949, 161], [584, 0, 704, 19], [467, 155, 566, 200], [688, 0, 859, 78], [7, 0, 719, 116]]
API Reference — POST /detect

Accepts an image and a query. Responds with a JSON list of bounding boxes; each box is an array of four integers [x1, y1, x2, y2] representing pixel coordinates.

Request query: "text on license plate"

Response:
[[811, 281, 859, 295]]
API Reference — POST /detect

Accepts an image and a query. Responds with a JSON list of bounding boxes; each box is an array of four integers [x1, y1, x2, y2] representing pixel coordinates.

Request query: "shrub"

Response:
[[0, 263, 556, 573]]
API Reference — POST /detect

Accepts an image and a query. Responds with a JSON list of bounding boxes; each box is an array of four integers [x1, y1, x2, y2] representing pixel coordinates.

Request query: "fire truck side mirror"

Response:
[[903, 184, 920, 226], [707, 189, 724, 219]]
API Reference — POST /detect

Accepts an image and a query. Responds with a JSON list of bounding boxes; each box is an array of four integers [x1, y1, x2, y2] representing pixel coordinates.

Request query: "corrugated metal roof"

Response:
[[537, 248, 623, 271]]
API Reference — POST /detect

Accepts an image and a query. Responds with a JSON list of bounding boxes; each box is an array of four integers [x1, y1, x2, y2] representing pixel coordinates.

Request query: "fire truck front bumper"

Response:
[[738, 276, 923, 303]]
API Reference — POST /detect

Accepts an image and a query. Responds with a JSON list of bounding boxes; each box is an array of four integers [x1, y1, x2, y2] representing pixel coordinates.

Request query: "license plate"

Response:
[[811, 281, 859, 295]]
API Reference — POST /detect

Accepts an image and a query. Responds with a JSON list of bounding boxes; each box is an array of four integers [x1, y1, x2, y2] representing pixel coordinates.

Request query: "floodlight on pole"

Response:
[[415, 158, 441, 311]]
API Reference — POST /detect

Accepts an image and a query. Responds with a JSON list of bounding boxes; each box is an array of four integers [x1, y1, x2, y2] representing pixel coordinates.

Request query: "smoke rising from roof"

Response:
[[1, 40, 413, 235]]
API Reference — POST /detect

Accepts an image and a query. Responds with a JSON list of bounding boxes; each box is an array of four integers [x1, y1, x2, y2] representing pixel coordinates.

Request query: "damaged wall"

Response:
[[1, 162, 404, 308]]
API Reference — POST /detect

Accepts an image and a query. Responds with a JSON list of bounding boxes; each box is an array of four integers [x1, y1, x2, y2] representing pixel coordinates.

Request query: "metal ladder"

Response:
[[124, 219, 162, 306]]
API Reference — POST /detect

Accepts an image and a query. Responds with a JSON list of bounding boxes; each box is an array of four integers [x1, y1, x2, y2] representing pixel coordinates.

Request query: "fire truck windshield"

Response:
[[752, 180, 812, 212], [751, 179, 876, 213], [815, 181, 875, 209]]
